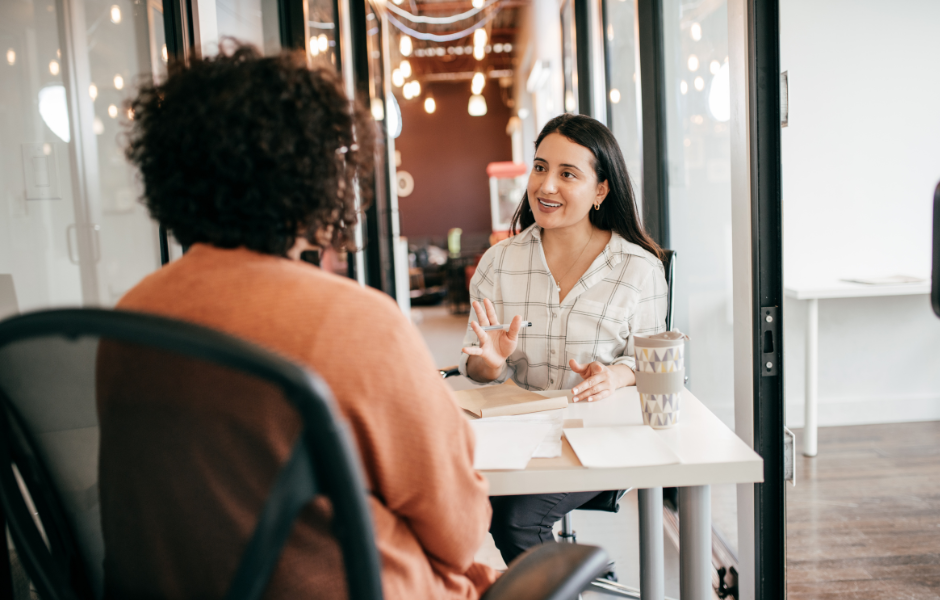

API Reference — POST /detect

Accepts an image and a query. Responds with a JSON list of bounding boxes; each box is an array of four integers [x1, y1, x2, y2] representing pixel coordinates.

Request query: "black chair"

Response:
[[0, 308, 608, 600]]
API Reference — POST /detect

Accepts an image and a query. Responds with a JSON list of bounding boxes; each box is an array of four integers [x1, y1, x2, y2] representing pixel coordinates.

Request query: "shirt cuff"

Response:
[[458, 352, 512, 385], [610, 354, 637, 372]]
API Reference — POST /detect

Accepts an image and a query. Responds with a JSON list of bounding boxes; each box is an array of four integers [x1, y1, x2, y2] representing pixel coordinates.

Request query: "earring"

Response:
[[594, 202, 600, 210]]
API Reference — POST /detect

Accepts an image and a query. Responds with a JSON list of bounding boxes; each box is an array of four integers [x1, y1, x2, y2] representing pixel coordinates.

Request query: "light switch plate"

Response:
[[21, 143, 61, 200]]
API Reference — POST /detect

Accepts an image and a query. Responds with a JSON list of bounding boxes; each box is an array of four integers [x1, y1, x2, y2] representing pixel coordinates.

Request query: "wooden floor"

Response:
[[787, 421, 940, 599]]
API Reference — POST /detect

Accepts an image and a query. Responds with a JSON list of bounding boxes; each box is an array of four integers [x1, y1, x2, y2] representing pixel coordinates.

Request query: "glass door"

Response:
[[1, 0, 169, 312]]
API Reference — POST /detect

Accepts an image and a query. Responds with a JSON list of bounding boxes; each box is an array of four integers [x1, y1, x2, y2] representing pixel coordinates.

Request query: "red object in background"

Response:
[[486, 161, 527, 179]]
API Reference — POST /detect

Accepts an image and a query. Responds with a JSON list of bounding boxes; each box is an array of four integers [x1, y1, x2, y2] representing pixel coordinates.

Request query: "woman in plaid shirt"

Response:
[[459, 114, 668, 567]]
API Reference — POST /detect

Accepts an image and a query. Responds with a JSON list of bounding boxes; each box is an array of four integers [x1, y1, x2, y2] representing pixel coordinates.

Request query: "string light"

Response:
[[400, 35, 412, 57], [688, 55, 699, 71], [49, 60, 59, 75], [471, 72, 485, 95], [399, 59, 411, 78], [318, 34, 328, 53], [680, 80, 688, 95], [392, 69, 404, 87], [694, 76, 704, 91], [424, 97, 436, 113], [690, 22, 701, 41], [468, 94, 487, 116], [6, 49, 14, 66], [309, 37, 320, 56], [110, 5, 122, 23], [113, 74, 124, 90], [107, 104, 118, 118], [89, 83, 98, 100]]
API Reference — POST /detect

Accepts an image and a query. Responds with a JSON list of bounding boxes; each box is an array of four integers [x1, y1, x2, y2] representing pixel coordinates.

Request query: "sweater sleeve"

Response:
[[329, 293, 492, 576]]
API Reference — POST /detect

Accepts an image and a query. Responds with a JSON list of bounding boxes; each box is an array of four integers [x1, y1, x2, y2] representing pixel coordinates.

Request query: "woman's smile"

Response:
[[537, 198, 563, 212]]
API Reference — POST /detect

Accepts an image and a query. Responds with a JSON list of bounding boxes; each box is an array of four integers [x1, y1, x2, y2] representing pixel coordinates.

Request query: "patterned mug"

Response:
[[633, 331, 688, 429]]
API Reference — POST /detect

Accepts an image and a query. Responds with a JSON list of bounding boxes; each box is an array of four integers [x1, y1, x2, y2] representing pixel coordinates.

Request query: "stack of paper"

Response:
[[563, 426, 680, 468], [469, 420, 552, 470]]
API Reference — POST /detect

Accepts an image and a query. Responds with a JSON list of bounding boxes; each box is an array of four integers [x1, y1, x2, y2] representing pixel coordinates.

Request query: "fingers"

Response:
[[469, 321, 490, 344], [505, 315, 524, 341], [483, 298, 500, 326], [462, 346, 483, 356], [471, 301, 490, 327], [569, 358, 585, 373]]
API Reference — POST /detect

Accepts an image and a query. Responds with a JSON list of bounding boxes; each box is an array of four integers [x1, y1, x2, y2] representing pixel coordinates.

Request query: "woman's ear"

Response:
[[596, 179, 610, 205]]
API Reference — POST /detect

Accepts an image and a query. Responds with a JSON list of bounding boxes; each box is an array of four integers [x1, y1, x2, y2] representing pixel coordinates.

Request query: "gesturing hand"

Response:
[[462, 299, 524, 375], [570, 359, 626, 402]]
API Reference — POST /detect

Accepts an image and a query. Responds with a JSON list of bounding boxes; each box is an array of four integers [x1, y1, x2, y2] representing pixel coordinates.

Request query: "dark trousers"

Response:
[[489, 491, 603, 565]]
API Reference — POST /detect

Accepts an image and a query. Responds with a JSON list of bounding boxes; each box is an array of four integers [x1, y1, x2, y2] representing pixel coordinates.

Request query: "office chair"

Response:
[[0, 309, 608, 600]]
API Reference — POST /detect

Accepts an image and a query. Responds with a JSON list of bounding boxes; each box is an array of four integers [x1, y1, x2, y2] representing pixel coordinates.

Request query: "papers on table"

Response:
[[469, 420, 552, 470], [479, 409, 566, 458], [563, 426, 680, 468]]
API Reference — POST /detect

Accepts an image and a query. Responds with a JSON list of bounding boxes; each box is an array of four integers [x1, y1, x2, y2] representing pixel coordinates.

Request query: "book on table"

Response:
[[454, 385, 568, 418]]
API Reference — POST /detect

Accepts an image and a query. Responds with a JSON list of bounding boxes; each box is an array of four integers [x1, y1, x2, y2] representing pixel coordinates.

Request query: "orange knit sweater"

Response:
[[99, 244, 496, 599]]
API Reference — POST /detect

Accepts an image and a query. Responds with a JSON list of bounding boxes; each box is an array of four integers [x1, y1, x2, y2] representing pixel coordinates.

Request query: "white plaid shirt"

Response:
[[458, 224, 668, 391]]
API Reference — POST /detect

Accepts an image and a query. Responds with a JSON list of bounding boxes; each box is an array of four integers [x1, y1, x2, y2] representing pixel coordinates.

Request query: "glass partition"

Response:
[[0, 0, 167, 312]]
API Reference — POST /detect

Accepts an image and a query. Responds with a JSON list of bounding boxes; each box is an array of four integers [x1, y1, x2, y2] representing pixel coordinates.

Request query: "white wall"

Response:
[[780, 0, 940, 427]]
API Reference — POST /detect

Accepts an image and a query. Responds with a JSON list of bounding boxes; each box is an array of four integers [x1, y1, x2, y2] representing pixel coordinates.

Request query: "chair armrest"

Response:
[[481, 543, 609, 600], [439, 365, 460, 378]]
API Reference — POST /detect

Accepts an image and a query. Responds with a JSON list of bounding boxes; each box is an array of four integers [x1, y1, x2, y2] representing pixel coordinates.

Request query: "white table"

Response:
[[785, 280, 931, 457], [480, 387, 763, 600]]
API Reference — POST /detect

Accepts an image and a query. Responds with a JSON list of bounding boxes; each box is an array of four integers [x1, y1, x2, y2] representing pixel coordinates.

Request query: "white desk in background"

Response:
[[478, 387, 763, 600], [784, 280, 931, 457]]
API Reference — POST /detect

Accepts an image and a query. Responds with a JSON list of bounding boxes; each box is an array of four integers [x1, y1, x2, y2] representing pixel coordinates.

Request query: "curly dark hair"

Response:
[[124, 41, 374, 256]]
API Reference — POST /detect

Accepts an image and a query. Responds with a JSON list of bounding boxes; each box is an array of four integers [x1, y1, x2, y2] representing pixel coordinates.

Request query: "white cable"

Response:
[[386, 8, 499, 43], [385, 0, 500, 25]]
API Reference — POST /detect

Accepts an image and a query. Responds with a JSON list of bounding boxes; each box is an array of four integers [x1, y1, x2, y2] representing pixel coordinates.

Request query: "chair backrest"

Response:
[[0, 309, 383, 600], [661, 249, 676, 331]]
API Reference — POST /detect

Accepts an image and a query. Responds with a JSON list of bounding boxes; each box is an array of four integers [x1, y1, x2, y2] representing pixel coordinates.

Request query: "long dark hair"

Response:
[[510, 114, 663, 261]]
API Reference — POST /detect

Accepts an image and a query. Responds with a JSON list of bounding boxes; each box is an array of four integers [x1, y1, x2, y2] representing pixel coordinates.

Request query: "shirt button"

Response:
[[550, 349, 556, 355], [550, 379, 555, 384], [552, 312, 558, 318]]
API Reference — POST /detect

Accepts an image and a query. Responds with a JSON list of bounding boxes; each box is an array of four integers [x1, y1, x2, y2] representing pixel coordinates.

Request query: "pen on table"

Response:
[[477, 321, 533, 332]]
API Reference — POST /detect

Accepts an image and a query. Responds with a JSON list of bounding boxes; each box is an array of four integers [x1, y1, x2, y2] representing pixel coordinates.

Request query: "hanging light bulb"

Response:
[[107, 104, 118, 118], [471, 72, 485, 95], [399, 59, 411, 78], [6, 49, 15, 66], [424, 97, 436, 114], [309, 37, 320, 56], [473, 45, 485, 61], [110, 5, 122, 23], [318, 34, 328, 53], [371, 97, 385, 121], [468, 94, 487, 116], [49, 60, 59, 76], [113, 74, 124, 90], [400, 35, 412, 57], [473, 28, 487, 48], [88, 83, 98, 100], [472, 0, 484, 7], [411, 80, 421, 97], [392, 69, 404, 87]]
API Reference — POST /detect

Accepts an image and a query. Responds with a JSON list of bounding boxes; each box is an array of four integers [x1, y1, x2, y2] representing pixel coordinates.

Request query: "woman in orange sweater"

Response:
[[102, 42, 496, 600]]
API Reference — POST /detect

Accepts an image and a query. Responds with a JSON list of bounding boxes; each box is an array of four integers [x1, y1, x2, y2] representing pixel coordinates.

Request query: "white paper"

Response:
[[563, 426, 680, 468], [478, 409, 565, 458], [470, 421, 553, 470]]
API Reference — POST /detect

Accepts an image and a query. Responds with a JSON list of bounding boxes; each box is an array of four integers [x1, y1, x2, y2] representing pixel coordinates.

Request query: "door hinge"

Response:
[[760, 306, 779, 377]]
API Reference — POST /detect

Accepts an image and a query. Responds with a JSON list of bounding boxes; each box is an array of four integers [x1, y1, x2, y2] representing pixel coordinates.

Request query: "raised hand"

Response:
[[462, 299, 524, 381]]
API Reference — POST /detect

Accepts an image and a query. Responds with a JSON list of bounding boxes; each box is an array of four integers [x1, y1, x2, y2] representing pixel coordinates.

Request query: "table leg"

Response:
[[638, 487, 664, 600], [679, 485, 711, 600], [803, 297, 818, 457]]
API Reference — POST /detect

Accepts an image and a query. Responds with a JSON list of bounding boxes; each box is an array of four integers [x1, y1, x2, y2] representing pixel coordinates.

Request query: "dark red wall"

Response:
[[394, 80, 513, 240]]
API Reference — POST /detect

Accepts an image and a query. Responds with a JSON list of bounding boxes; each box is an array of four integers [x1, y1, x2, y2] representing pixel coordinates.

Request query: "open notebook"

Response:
[[454, 385, 568, 418]]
